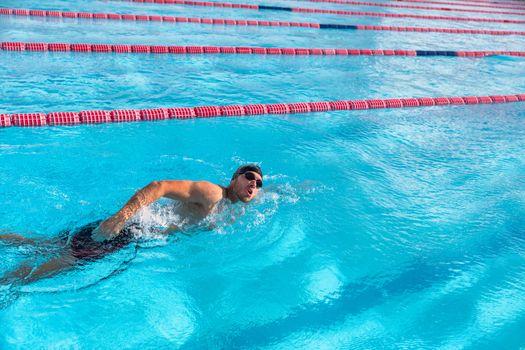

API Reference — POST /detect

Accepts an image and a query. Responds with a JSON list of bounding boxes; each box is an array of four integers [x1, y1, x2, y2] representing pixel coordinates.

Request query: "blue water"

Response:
[[1, 0, 525, 348]]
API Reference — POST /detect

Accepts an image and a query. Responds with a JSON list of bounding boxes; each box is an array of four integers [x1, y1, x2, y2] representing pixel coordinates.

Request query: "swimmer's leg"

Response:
[[0, 232, 37, 246], [25, 253, 78, 284], [0, 253, 78, 286], [0, 260, 35, 285], [0, 230, 67, 250]]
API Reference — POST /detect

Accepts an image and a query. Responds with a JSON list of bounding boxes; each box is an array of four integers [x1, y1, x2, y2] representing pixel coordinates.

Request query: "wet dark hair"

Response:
[[231, 164, 263, 181]]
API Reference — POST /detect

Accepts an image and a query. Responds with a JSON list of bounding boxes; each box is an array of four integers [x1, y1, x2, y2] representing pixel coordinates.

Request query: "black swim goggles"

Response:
[[244, 172, 263, 188]]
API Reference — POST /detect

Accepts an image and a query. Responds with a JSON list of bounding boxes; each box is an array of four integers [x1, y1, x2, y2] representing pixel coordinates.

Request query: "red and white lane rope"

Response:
[[304, 0, 525, 16], [116, 0, 525, 24], [2, 42, 525, 57], [412, 0, 525, 7], [1, 94, 524, 128], [2, 8, 525, 36], [343, 0, 525, 10]]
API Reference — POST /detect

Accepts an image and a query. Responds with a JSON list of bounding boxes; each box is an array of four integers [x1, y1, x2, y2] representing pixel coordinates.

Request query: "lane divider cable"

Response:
[[294, 0, 525, 11], [296, 0, 525, 16], [114, 0, 525, 25], [2, 41, 525, 57], [2, 8, 525, 36], [1, 94, 524, 128]]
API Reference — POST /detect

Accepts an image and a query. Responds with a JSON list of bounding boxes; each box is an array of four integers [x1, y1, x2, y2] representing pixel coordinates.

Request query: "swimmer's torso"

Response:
[[164, 194, 228, 233], [165, 184, 226, 224]]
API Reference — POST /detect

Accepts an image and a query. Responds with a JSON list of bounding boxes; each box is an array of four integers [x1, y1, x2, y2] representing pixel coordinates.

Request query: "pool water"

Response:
[[1, 0, 525, 348]]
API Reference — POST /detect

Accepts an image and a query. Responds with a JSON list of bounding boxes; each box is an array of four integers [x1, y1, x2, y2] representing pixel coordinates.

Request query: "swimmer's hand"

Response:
[[92, 214, 126, 242]]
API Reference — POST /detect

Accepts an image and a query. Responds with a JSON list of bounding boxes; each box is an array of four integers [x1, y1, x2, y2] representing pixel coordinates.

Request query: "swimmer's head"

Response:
[[229, 164, 263, 203]]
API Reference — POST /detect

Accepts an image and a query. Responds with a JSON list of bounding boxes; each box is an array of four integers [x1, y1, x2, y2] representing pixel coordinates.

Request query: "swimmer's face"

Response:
[[231, 171, 263, 203]]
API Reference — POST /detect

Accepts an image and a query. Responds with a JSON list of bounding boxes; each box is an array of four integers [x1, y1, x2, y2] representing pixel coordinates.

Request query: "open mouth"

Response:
[[246, 188, 253, 196]]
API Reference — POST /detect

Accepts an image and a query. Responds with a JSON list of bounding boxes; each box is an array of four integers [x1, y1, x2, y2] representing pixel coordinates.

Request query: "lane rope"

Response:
[[300, 0, 525, 16], [400, 0, 525, 10], [1, 94, 524, 128], [2, 41, 525, 57], [400, 0, 525, 7], [114, 0, 525, 24], [2, 9, 525, 36], [318, 0, 525, 10]]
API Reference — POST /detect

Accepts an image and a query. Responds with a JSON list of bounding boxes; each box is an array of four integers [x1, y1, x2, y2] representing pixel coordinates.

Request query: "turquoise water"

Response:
[[1, 0, 525, 349]]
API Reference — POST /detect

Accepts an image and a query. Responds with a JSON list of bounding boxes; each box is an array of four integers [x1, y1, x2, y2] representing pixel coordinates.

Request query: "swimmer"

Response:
[[0, 164, 263, 286]]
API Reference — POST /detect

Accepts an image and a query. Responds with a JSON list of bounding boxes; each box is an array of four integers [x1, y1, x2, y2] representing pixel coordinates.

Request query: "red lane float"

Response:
[[305, 0, 525, 16], [3, 42, 525, 57], [0, 114, 12, 127], [117, 0, 525, 24], [47, 112, 80, 125], [3, 8, 525, 36], [80, 110, 113, 123], [1, 94, 524, 128], [11, 113, 47, 127], [111, 110, 141, 122]]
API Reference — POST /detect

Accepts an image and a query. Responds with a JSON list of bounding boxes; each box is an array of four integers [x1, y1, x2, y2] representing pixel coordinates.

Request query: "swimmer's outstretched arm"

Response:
[[93, 180, 222, 241]]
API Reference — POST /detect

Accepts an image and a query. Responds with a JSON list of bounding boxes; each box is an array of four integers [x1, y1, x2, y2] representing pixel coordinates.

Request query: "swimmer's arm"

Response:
[[93, 181, 167, 241], [93, 181, 220, 241]]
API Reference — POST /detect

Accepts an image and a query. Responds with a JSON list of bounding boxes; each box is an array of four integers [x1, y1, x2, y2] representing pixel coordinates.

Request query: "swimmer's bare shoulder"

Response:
[[161, 180, 225, 209]]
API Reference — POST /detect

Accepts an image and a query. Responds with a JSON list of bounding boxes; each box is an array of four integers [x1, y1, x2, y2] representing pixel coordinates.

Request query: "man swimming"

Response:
[[0, 164, 263, 285]]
